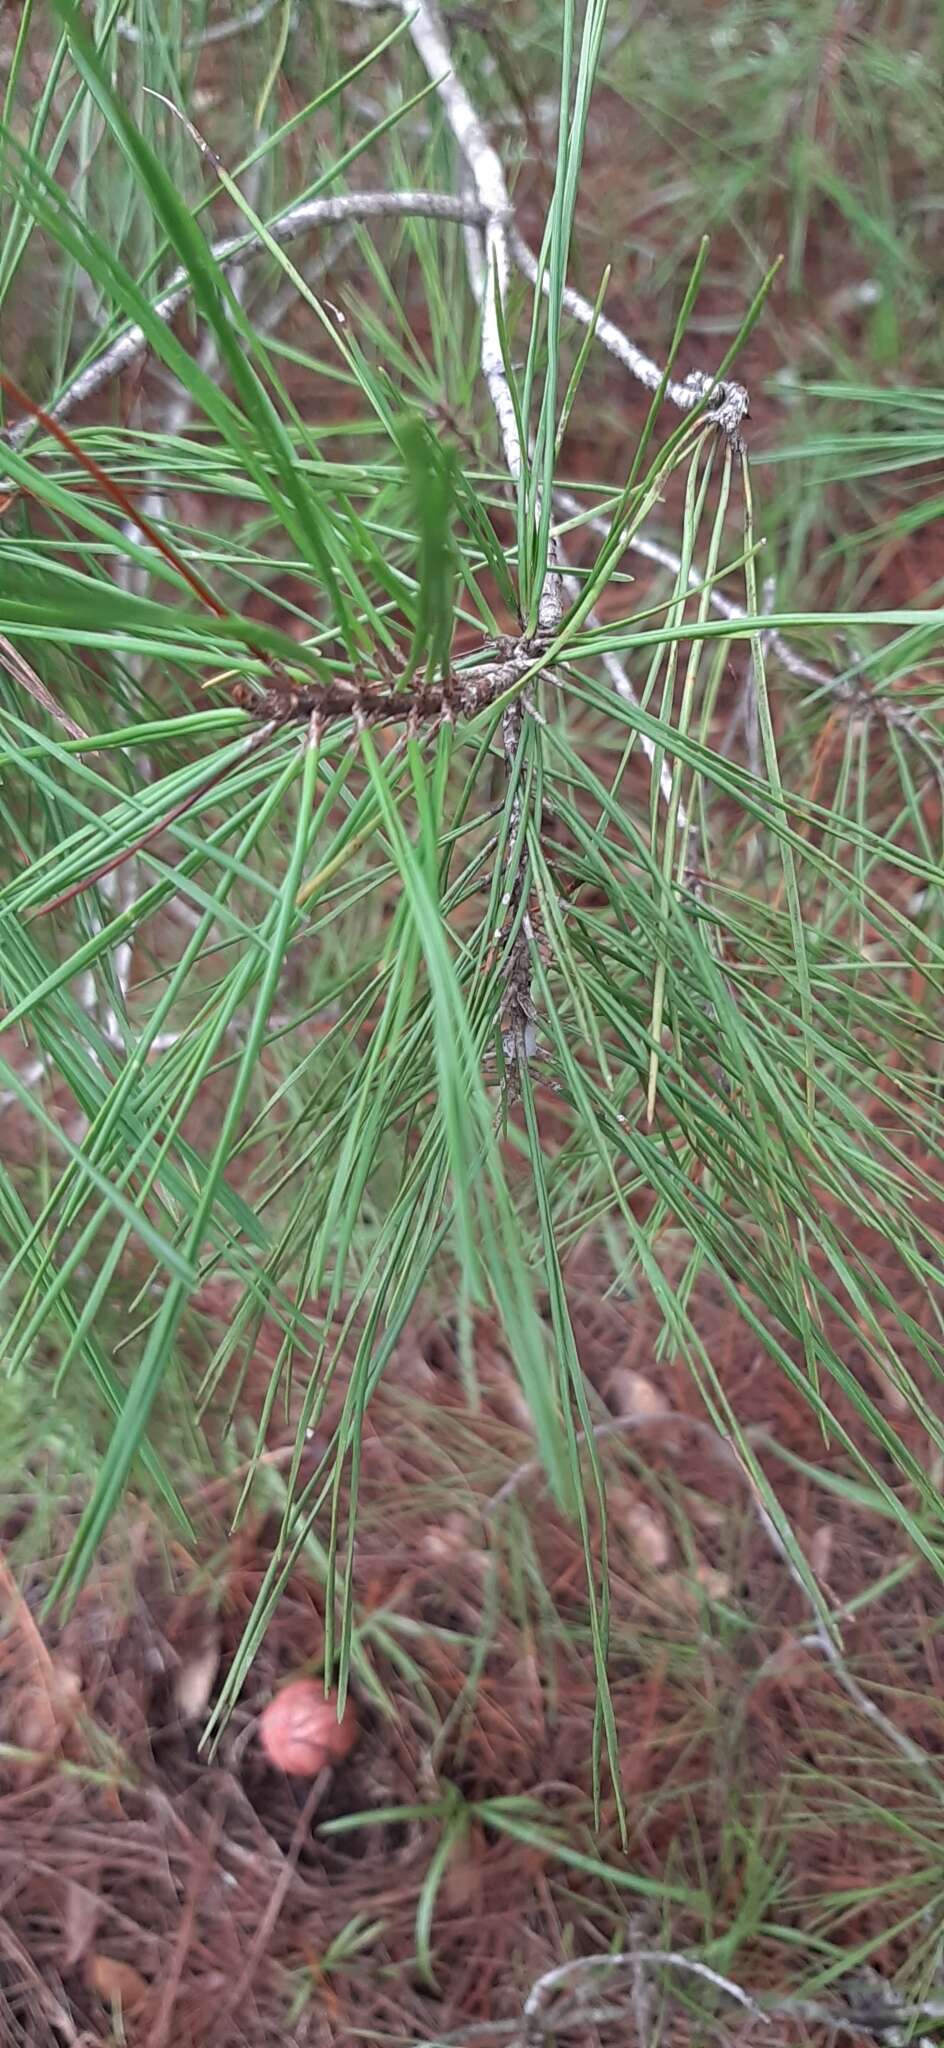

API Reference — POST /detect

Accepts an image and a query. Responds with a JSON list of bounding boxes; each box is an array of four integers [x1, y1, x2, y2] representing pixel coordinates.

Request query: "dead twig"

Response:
[[116, 0, 288, 45], [509, 226, 750, 446], [554, 487, 940, 749], [521, 1947, 767, 2045], [2, 192, 490, 449]]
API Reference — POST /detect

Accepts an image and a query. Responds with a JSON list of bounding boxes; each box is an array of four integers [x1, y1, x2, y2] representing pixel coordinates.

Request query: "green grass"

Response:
[[0, 0, 943, 2025]]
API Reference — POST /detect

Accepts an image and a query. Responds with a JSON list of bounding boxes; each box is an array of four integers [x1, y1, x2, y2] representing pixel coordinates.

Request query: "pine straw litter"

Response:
[[2, 1237, 943, 2048]]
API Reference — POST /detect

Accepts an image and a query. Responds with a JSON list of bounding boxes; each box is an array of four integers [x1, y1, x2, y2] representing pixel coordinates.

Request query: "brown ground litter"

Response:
[[3, 1232, 942, 2046]]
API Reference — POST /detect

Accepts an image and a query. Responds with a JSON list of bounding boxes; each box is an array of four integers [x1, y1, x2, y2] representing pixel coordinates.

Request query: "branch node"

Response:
[[683, 370, 751, 446]]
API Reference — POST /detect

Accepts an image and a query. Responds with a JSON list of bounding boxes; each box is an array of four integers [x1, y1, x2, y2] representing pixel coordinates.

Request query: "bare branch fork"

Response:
[[11, 0, 911, 757], [5, 5, 857, 738], [4, 0, 912, 922], [11, 180, 915, 743], [2, 191, 491, 450]]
